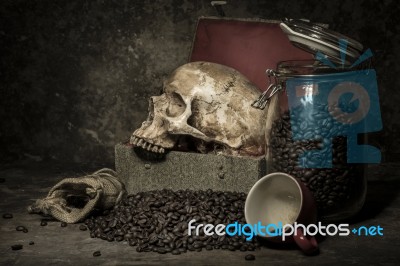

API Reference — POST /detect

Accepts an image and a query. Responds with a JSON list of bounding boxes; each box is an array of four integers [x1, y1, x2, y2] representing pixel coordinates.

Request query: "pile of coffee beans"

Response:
[[85, 189, 261, 254], [269, 105, 364, 212]]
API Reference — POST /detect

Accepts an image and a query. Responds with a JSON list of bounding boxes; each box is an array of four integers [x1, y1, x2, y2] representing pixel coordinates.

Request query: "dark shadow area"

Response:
[[257, 236, 322, 256], [346, 179, 400, 224], [133, 147, 167, 162]]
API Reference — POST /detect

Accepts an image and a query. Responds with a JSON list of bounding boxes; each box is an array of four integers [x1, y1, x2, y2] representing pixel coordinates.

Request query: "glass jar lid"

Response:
[[276, 60, 339, 77], [280, 18, 364, 66]]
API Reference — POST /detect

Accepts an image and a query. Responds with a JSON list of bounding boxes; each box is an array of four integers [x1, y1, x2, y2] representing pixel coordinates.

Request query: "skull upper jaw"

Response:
[[130, 120, 177, 154]]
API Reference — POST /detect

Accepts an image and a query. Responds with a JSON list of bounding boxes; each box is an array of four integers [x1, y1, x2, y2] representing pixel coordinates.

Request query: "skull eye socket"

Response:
[[166, 92, 186, 117]]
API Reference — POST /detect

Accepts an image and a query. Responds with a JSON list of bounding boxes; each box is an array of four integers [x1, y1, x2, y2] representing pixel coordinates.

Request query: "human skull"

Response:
[[130, 61, 267, 156]]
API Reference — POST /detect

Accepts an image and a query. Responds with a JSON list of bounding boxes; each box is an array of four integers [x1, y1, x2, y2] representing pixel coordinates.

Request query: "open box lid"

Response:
[[189, 17, 313, 91]]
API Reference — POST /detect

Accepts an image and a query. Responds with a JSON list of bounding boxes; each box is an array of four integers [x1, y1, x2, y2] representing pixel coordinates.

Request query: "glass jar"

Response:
[[255, 60, 381, 222]]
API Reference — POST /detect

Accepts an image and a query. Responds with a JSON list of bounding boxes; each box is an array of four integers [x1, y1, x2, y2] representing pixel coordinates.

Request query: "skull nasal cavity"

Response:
[[166, 92, 186, 117]]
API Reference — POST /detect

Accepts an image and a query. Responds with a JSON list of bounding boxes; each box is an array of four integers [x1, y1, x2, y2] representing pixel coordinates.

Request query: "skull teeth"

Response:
[[130, 136, 139, 145], [151, 146, 159, 153], [130, 136, 166, 154], [137, 139, 144, 146]]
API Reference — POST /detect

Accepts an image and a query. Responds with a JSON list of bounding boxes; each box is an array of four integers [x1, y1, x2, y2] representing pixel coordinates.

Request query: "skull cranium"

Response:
[[130, 61, 267, 156]]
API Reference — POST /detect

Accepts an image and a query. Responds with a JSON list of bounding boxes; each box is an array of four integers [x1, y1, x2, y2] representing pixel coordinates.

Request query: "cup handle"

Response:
[[293, 228, 319, 255]]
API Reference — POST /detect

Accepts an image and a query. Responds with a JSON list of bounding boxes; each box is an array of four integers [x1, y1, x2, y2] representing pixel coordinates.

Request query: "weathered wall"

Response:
[[0, 0, 398, 164]]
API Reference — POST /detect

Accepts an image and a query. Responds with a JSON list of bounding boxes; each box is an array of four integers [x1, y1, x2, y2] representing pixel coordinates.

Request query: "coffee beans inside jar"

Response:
[[84, 189, 261, 254], [268, 103, 366, 220]]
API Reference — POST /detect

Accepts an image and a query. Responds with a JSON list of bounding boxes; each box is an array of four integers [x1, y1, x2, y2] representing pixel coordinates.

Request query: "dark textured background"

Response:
[[0, 0, 398, 165]]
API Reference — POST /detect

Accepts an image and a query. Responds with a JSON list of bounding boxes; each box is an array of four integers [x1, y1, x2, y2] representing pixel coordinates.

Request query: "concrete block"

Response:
[[115, 143, 266, 194]]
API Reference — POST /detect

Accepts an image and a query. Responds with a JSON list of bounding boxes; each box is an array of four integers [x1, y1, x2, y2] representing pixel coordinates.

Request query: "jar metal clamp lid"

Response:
[[280, 18, 363, 66], [252, 18, 367, 110]]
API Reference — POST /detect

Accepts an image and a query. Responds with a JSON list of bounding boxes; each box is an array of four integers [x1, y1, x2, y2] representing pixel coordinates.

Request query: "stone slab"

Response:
[[115, 143, 267, 194]]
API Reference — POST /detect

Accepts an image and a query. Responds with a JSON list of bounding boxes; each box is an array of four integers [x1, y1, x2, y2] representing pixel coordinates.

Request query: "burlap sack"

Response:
[[28, 168, 125, 223]]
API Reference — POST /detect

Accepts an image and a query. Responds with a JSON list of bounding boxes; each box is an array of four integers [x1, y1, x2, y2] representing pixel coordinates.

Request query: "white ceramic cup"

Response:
[[245, 172, 318, 254]]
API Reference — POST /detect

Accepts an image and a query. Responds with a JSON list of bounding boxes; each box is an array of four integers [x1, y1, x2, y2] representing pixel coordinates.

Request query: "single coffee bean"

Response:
[[129, 239, 138, 246], [171, 249, 181, 255], [136, 246, 144, 252], [79, 225, 87, 231], [245, 254, 255, 261], [100, 234, 108, 240], [40, 220, 48, 226], [232, 241, 241, 248], [16, 226, 26, 231], [228, 245, 236, 251], [11, 244, 23, 250], [157, 248, 167, 254], [193, 243, 202, 249], [23, 228, 28, 233], [3, 213, 13, 219], [61, 222, 67, 227], [29, 241, 34, 245], [247, 246, 255, 251], [93, 251, 101, 257]]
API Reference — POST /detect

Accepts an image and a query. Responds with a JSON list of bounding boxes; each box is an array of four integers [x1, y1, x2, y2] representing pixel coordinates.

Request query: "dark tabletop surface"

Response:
[[0, 161, 399, 266]]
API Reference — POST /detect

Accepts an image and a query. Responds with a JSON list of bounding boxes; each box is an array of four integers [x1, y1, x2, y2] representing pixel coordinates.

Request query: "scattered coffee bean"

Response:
[[3, 213, 13, 219], [79, 225, 87, 231], [61, 222, 67, 227], [40, 220, 48, 226], [11, 244, 23, 250], [23, 228, 28, 233], [16, 226, 26, 232], [93, 251, 101, 257], [245, 254, 255, 261], [29, 241, 34, 245]]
